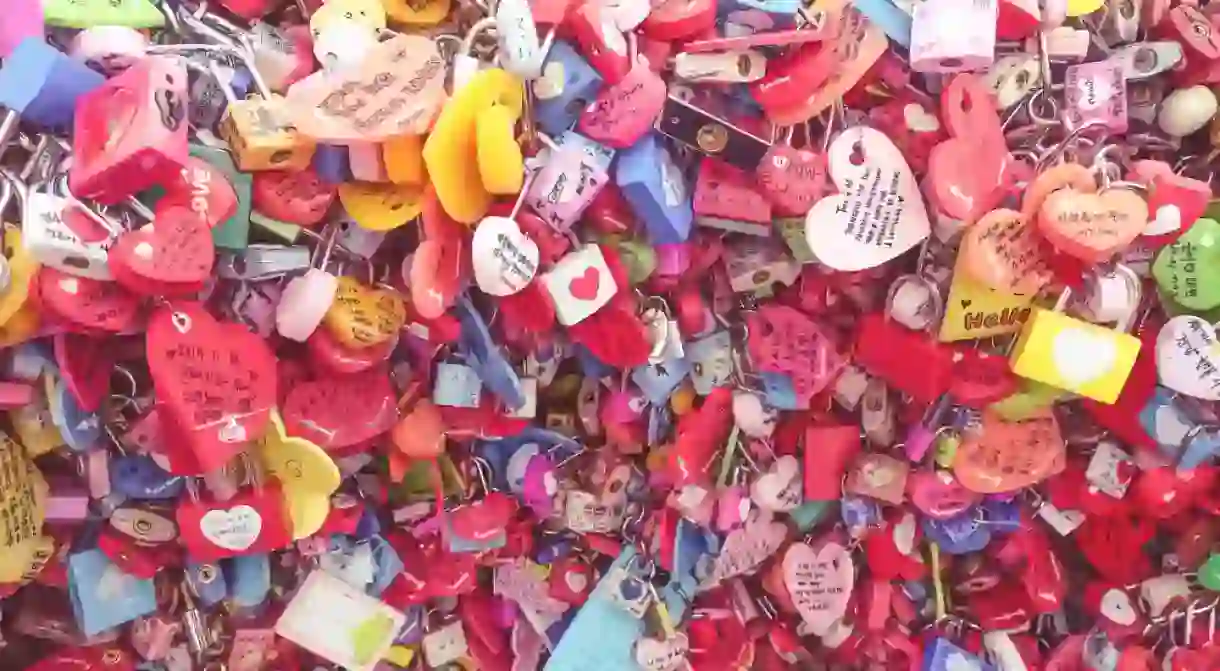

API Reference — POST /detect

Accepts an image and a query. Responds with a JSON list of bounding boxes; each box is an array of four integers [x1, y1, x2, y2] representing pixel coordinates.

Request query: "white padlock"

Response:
[[910, 0, 998, 72], [23, 192, 113, 280]]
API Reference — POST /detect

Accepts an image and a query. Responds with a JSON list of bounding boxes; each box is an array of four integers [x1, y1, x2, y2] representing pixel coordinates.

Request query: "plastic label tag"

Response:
[[276, 570, 406, 671]]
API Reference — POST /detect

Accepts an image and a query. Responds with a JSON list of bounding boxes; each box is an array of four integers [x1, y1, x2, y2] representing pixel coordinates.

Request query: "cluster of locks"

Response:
[[7, 0, 1220, 669]]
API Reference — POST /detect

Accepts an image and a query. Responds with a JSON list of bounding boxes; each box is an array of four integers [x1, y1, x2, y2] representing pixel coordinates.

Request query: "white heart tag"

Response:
[[472, 216, 540, 297], [200, 505, 263, 551], [1145, 203, 1182, 236], [804, 127, 931, 271], [782, 541, 854, 636], [749, 455, 802, 512], [1052, 328, 1117, 386], [1156, 315, 1220, 400]]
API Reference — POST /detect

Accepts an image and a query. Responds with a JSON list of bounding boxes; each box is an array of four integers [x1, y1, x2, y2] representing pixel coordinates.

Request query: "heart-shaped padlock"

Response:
[[322, 275, 407, 350], [146, 303, 277, 473], [176, 480, 292, 561], [109, 202, 215, 296], [282, 366, 400, 452]]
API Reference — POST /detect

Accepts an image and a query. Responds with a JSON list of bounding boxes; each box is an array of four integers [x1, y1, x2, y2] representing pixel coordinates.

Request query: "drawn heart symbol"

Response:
[[322, 276, 407, 349], [749, 455, 802, 512], [1053, 327, 1117, 386], [1037, 186, 1148, 264], [471, 216, 540, 297], [281, 366, 400, 452], [252, 168, 337, 228], [199, 505, 263, 551], [568, 266, 601, 301], [109, 202, 215, 295], [756, 145, 827, 216], [37, 266, 140, 333], [1155, 315, 1220, 400], [803, 127, 930, 271], [782, 541, 854, 636], [960, 208, 1053, 295], [532, 61, 566, 100], [159, 156, 239, 229], [146, 303, 276, 474]]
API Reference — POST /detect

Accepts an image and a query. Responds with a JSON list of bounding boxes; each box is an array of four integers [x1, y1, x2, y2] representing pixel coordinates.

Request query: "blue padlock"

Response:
[[648, 404, 673, 446], [312, 144, 351, 184], [1139, 386, 1194, 463], [368, 535, 403, 596], [616, 133, 693, 244], [536, 537, 574, 565], [227, 553, 271, 609], [758, 372, 800, 410], [110, 454, 185, 500], [631, 357, 691, 405], [533, 41, 603, 137], [923, 638, 996, 671], [456, 296, 526, 411], [67, 549, 157, 637], [848, 0, 913, 46], [0, 38, 105, 129], [840, 494, 880, 533], [49, 375, 101, 452], [923, 509, 991, 555], [718, 0, 800, 32], [185, 561, 228, 608], [979, 498, 1021, 535], [574, 343, 616, 379]]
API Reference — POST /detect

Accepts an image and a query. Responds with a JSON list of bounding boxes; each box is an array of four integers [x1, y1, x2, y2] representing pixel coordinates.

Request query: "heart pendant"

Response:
[[322, 276, 407, 349], [109, 202, 215, 295], [1037, 186, 1148, 263], [782, 540, 854, 636], [282, 366, 400, 451], [959, 208, 1053, 295], [756, 145, 827, 216], [146, 303, 276, 473], [1155, 315, 1220, 400], [37, 266, 140, 333]]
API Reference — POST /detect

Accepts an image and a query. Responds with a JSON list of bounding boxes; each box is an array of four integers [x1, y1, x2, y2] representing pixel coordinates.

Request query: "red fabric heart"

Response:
[[109, 202, 215, 295], [282, 366, 400, 451], [146, 303, 276, 473]]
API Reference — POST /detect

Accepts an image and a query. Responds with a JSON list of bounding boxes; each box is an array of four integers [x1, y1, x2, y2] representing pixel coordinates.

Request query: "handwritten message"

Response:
[[325, 277, 406, 348], [577, 64, 666, 148], [1156, 315, 1220, 400], [0, 432, 44, 552], [699, 508, 787, 589], [954, 410, 1065, 493]]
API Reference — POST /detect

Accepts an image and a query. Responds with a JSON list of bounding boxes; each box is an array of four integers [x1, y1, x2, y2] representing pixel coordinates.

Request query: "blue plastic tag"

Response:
[[923, 637, 995, 671], [850, 0, 913, 46], [545, 547, 646, 671], [312, 144, 352, 185], [1139, 386, 1194, 463], [631, 356, 691, 405], [0, 38, 104, 129], [433, 362, 484, 408], [923, 511, 991, 555], [110, 455, 185, 500], [758, 372, 800, 410], [533, 43, 603, 137], [684, 331, 734, 395], [617, 134, 693, 245], [68, 549, 157, 636], [228, 553, 271, 609], [49, 374, 101, 452]]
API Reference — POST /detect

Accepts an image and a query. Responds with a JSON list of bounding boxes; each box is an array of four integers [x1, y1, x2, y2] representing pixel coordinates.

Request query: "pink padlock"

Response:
[[526, 145, 609, 232], [1065, 60, 1128, 134]]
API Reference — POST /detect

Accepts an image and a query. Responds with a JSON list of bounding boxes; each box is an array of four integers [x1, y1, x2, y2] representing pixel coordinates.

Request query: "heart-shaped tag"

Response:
[[701, 508, 788, 587], [282, 367, 400, 451], [36, 267, 140, 333], [1155, 315, 1220, 400], [577, 60, 666, 149], [749, 455, 803, 512], [146, 303, 276, 473], [338, 181, 424, 232], [1037, 186, 1148, 263], [322, 276, 407, 350], [410, 187, 469, 319], [927, 75, 1011, 223], [634, 633, 690, 671], [959, 208, 1053, 295], [907, 470, 981, 520], [286, 34, 446, 142], [252, 168, 337, 227], [257, 409, 340, 539], [803, 126, 930, 271], [471, 216, 540, 297], [199, 505, 263, 551], [307, 326, 395, 375], [1152, 218, 1220, 312], [782, 541, 854, 636], [756, 144, 827, 216], [954, 409, 1065, 493], [109, 202, 215, 295]]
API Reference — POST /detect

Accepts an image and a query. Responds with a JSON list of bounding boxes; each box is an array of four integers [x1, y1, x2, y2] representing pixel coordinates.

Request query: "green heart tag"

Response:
[[1152, 218, 1220, 312], [1199, 553, 1220, 592], [44, 0, 165, 28]]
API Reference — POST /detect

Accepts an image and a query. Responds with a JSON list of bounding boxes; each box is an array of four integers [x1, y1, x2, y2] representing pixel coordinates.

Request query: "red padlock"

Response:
[[175, 475, 293, 562]]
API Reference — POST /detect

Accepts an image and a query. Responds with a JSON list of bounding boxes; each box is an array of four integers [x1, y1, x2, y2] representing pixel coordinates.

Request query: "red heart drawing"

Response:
[[109, 202, 215, 295], [37, 267, 141, 333], [756, 145, 827, 216], [53, 333, 115, 413], [252, 168, 336, 227], [569, 267, 600, 301], [159, 156, 239, 229], [281, 366, 400, 451], [146, 303, 276, 473]]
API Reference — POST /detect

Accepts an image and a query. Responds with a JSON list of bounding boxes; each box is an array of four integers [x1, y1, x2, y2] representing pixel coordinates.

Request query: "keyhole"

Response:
[[849, 141, 865, 166]]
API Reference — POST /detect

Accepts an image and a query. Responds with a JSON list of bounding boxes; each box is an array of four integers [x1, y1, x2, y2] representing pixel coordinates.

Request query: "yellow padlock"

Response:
[[476, 103, 525, 195], [423, 68, 525, 224], [939, 254, 1034, 342], [1009, 308, 1141, 404], [0, 227, 37, 328], [383, 135, 426, 185], [322, 276, 407, 349], [338, 181, 424, 231], [218, 94, 316, 172], [0, 429, 48, 584], [384, 0, 451, 25]]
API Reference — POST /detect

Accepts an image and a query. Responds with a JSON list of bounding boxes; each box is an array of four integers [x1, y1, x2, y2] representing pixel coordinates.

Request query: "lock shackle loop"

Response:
[[1035, 119, 1108, 172], [48, 174, 131, 239], [147, 44, 272, 101], [461, 17, 498, 58]]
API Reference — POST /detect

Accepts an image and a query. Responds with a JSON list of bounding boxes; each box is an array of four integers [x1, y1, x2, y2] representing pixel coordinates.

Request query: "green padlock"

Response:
[[191, 145, 254, 251], [1152, 218, 1220, 312], [988, 380, 1070, 422], [250, 211, 303, 245], [43, 0, 164, 28], [1198, 553, 1220, 592]]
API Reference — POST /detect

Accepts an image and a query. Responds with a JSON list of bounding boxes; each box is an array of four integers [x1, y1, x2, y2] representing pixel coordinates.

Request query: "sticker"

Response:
[[200, 506, 263, 551]]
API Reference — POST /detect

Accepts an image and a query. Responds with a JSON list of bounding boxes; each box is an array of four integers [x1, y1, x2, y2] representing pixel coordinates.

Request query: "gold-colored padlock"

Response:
[[322, 276, 407, 349], [384, 0, 452, 25], [211, 60, 315, 172]]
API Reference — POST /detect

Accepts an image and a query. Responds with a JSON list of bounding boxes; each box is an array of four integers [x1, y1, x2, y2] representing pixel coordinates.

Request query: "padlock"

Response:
[[22, 187, 114, 281], [526, 132, 612, 232], [0, 38, 105, 130], [692, 158, 773, 235], [70, 55, 188, 204], [212, 58, 316, 172], [175, 462, 292, 562], [1010, 305, 1142, 404], [656, 95, 771, 171], [616, 133, 693, 244]]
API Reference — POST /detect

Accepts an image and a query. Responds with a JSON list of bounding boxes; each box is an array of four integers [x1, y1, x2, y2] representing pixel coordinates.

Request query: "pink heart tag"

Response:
[[782, 540, 854, 636], [907, 470, 981, 520], [926, 74, 1012, 223], [1037, 186, 1148, 263], [282, 367, 400, 451]]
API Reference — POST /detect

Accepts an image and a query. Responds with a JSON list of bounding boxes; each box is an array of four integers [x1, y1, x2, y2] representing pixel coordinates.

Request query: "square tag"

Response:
[[543, 244, 618, 326], [275, 570, 406, 671]]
